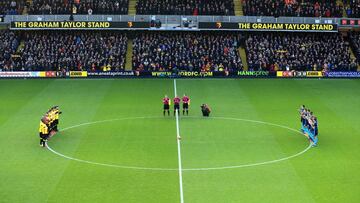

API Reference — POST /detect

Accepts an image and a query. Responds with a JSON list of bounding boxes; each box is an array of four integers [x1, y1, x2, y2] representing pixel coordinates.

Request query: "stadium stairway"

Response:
[[128, 0, 136, 15], [348, 45, 360, 71], [239, 47, 248, 70], [234, 0, 243, 16], [125, 39, 133, 70]]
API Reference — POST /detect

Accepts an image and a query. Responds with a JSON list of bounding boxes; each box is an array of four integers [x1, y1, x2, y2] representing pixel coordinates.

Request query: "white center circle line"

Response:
[[46, 116, 312, 171]]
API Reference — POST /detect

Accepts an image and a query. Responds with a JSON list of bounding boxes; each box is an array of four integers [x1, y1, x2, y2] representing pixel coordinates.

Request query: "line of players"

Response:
[[39, 106, 62, 147], [163, 94, 190, 116], [300, 105, 318, 147]]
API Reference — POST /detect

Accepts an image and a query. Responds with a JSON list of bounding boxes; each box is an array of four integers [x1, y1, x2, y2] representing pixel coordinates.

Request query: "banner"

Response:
[[277, 71, 307, 77], [199, 22, 337, 32], [0, 71, 40, 78], [68, 71, 87, 77], [306, 71, 323, 77], [145, 71, 216, 77], [87, 71, 136, 77], [326, 71, 360, 78], [237, 71, 269, 77], [39, 71, 57, 77], [10, 21, 150, 30], [341, 19, 360, 26], [0, 15, 4, 22]]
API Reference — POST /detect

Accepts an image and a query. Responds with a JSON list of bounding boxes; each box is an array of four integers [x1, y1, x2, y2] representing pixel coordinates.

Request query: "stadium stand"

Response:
[[26, 0, 129, 15], [135, 0, 235, 15], [132, 32, 243, 71], [0, 30, 19, 71], [17, 31, 128, 71], [0, 0, 24, 15], [346, 0, 360, 17], [0, 30, 20, 71], [245, 33, 357, 71], [242, 0, 343, 17], [350, 32, 360, 65]]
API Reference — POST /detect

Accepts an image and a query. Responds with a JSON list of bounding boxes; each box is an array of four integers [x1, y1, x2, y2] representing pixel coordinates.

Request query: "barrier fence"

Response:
[[0, 71, 359, 78]]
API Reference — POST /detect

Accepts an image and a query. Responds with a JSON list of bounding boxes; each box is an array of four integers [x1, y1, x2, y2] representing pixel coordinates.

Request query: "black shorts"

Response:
[[39, 133, 49, 140], [183, 103, 189, 109], [174, 104, 180, 110], [164, 104, 170, 110]]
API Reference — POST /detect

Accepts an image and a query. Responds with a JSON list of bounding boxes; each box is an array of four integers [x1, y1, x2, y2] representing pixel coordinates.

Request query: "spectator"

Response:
[[136, 0, 235, 15], [0, 30, 20, 71], [19, 31, 127, 71], [243, 0, 343, 17], [347, 0, 360, 18], [245, 33, 352, 71], [132, 32, 243, 72], [28, 0, 129, 15]]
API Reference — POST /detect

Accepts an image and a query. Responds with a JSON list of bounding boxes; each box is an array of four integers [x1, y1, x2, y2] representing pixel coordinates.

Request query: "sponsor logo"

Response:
[[326, 72, 360, 78], [0, 71, 40, 78], [88, 71, 135, 77], [238, 71, 269, 77], [306, 71, 323, 77], [69, 71, 87, 77]]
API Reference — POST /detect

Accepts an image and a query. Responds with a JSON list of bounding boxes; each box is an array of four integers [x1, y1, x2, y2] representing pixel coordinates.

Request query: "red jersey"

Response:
[[163, 97, 170, 105], [174, 97, 181, 104], [182, 96, 190, 104]]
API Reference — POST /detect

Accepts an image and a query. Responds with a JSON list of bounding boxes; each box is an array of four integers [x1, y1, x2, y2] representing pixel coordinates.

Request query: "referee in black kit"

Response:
[[201, 104, 211, 117]]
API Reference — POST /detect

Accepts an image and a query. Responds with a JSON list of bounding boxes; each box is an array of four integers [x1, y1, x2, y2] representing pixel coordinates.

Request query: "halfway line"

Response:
[[174, 79, 184, 203]]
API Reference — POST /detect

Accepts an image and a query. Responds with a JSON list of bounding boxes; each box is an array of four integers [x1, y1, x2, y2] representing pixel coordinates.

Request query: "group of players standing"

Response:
[[300, 105, 318, 146], [39, 106, 62, 147], [163, 94, 190, 116]]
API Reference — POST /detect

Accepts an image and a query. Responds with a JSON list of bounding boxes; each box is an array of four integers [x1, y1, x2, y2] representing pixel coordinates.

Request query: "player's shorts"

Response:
[[39, 133, 49, 140], [164, 104, 170, 110], [183, 103, 189, 109], [174, 104, 180, 110]]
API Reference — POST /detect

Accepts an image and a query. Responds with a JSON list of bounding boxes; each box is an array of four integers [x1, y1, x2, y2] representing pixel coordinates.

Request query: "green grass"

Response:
[[0, 79, 359, 203]]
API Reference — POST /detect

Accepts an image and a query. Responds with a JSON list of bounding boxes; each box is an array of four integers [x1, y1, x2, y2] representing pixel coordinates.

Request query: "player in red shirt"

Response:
[[173, 95, 181, 116], [182, 94, 190, 115], [163, 95, 171, 116]]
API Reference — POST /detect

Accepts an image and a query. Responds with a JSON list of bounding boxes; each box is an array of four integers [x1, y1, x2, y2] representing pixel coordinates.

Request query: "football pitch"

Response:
[[0, 79, 359, 203]]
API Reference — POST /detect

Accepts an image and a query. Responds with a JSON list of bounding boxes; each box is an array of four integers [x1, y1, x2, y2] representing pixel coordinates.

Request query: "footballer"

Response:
[[163, 95, 171, 116], [182, 94, 190, 115], [173, 95, 181, 116]]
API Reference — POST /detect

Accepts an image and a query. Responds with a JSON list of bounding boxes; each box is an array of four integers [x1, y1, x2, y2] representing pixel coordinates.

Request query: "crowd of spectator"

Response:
[[245, 33, 357, 71], [345, 0, 360, 18], [132, 32, 243, 72], [0, 0, 24, 15], [243, 0, 343, 17], [136, 0, 235, 15], [0, 30, 20, 71], [350, 32, 360, 65], [17, 31, 128, 71], [0, 30, 19, 70], [27, 0, 129, 15], [2, 30, 360, 72]]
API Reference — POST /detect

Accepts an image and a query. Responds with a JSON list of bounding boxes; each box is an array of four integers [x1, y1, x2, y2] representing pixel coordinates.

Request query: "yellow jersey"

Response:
[[39, 121, 49, 134], [54, 109, 59, 120]]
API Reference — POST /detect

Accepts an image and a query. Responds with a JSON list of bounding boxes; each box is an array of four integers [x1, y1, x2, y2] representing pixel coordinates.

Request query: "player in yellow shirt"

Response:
[[52, 106, 61, 132], [39, 117, 49, 147]]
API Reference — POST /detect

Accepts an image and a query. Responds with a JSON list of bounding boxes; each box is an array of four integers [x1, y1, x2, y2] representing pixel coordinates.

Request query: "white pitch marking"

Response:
[[46, 116, 312, 171], [174, 79, 185, 203]]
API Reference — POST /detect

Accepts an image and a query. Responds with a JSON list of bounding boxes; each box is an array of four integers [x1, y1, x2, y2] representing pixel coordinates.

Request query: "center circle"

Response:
[[47, 116, 311, 171]]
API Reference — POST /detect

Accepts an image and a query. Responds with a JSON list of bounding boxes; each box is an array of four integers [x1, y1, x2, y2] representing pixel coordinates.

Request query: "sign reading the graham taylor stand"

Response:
[[199, 22, 337, 32], [10, 21, 150, 30]]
